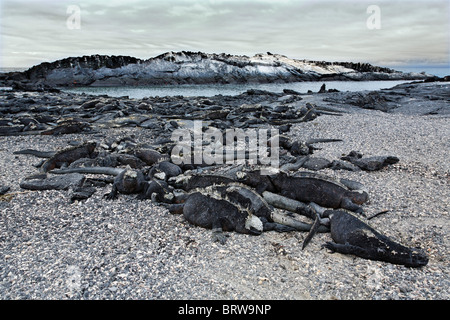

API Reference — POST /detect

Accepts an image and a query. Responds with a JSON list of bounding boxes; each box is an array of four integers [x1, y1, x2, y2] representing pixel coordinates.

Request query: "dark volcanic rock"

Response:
[[25, 55, 144, 85], [0, 185, 10, 195]]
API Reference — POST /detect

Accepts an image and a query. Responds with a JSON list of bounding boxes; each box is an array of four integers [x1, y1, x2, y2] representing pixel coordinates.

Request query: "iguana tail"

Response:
[[50, 167, 124, 176], [306, 138, 343, 144], [14, 149, 56, 158]]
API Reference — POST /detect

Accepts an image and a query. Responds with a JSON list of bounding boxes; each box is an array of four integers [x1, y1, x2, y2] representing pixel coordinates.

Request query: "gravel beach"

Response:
[[0, 83, 448, 300]]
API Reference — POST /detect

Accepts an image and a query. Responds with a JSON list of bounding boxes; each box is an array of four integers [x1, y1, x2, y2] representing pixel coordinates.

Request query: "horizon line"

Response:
[[1, 51, 449, 71]]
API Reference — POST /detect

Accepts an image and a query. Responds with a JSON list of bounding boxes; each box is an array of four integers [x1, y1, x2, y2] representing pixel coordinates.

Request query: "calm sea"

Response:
[[60, 80, 415, 99]]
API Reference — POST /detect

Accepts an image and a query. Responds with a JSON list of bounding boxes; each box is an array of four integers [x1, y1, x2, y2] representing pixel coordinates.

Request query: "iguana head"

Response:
[[400, 247, 429, 268], [124, 169, 138, 179], [245, 214, 263, 235], [350, 190, 369, 205]]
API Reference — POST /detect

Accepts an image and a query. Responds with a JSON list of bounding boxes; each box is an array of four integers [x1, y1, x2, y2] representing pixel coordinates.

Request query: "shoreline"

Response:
[[0, 81, 448, 299]]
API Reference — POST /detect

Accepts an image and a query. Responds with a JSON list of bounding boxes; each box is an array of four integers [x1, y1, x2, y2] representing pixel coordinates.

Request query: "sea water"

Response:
[[60, 80, 415, 99]]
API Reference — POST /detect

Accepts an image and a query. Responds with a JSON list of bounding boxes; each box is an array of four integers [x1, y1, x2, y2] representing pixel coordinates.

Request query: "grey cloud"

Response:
[[1, 0, 448, 68]]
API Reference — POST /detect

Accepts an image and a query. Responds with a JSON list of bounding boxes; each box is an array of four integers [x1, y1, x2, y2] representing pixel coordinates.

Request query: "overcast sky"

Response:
[[1, 0, 449, 68]]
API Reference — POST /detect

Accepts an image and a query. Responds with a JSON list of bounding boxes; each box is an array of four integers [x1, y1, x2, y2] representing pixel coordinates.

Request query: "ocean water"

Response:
[[61, 80, 415, 99], [0, 67, 28, 73]]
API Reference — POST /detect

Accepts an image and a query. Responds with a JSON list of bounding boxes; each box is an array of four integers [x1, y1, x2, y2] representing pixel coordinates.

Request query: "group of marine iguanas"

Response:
[[12, 132, 429, 268]]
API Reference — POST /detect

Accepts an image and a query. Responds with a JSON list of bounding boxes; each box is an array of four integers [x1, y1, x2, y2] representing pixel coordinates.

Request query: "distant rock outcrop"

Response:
[[2, 51, 433, 87]]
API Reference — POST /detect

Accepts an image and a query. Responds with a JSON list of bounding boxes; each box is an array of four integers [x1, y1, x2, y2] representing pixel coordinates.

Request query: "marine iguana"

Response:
[[341, 151, 400, 171], [172, 168, 368, 213], [15, 148, 138, 169], [183, 191, 264, 244], [40, 119, 92, 135], [50, 166, 145, 199], [239, 170, 368, 213], [173, 183, 325, 238], [170, 173, 236, 191], [289, 138, 343, 156], [19, 173, 85, 191], [148, 161, 182, 181], [133, 148, 168, 166], [50, 166, 173, 201], [320, 209, 428, 267], [68, 152, 147, 169], [40, 141, 97, 172], [200, 183, 309, 232], [137, 179, 173, 203], [268, 135, 342, 156], [105, 167, 147, 200]]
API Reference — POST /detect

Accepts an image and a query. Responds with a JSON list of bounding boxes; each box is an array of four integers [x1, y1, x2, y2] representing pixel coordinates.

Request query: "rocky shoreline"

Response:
[[0, 79, 448, 299]]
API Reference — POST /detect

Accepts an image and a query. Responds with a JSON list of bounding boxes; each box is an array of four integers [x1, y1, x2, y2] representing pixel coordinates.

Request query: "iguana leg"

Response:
[[261, 217, 296, 233], [136, 182, 151, 200], [33, 160, 46, 168], [211, 227, 228, 245], [104, 184, 118, 200], [255, 183, 268, 194], [135, 193, 147, 200], [341, 197, 364, 215], [168, 203, 185, 214]]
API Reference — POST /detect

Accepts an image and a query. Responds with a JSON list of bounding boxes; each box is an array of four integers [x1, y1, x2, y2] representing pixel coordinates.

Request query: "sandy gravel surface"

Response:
[[0, 94, 448, 300]]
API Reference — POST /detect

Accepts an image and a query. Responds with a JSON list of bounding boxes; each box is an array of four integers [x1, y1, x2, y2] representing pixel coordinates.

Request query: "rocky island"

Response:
[[1, 51, 434, 88]]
